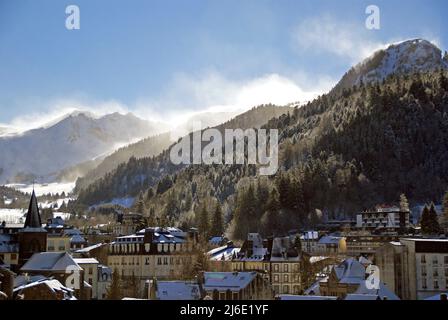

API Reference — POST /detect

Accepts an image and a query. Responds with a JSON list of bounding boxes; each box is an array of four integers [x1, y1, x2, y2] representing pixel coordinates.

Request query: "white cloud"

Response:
[[293, 14, 388, 63], [1, 70, 333, 134], [130, 70, 331, 127], [1, 98, 129, 134]]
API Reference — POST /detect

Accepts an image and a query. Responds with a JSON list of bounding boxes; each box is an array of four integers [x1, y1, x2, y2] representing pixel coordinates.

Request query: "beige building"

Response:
[[74, 258, 99, 299], [47, 234, 71, 253], [107, 227, 198, 295], [346, 235, 397, 257], [270, 236, 302, 295], [376, 238, 448, 300]]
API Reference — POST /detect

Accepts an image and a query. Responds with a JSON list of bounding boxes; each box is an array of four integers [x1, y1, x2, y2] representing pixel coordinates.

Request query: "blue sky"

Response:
[[0, 0, 446, 128]]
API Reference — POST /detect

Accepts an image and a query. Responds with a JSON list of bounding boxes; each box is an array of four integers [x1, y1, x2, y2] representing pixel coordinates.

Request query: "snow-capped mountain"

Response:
[[335, 39, 448, 91], [0, 111, 168, 184]]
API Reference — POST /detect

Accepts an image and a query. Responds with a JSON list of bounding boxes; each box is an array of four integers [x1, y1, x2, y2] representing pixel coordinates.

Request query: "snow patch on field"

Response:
[[0, 208, 26, 223], [6, 182, 76, 196]]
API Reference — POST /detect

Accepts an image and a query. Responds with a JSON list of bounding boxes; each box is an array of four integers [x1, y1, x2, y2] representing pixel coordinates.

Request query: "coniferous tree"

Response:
[[420, 204, 441, 235], [106, 269, 123, 300], [146, 188, 154, 202], [135, 191, 145, 214], [428, 203, 441, 234], [198, 204, 210, 241], [420, 205, 430, 233], [263, 188, 281, 236], [211, 202, 224, 236]]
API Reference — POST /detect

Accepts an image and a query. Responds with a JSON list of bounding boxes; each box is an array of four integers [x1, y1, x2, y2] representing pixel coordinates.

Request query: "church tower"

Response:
[[18, 190, 47, 267]]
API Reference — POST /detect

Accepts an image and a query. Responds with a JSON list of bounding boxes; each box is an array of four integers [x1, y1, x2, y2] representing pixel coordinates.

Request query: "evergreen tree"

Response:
[[198, 204, 210, 241], [135, 191, 145, 214], [420, 204, 441, 235], [420, 205, 430, 233], [211, 202, 224, 236], [146, 188, 154, 202], [106, 269, 123, 300], [127, 273, 141, 298], [428, 203, 441, 234], [263, 188, 281, 236]]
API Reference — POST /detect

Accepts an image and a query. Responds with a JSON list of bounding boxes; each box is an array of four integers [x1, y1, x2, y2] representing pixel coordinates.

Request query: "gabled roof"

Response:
[[332, 258, 365, 284], [21, 252, 82, 272], [203, 272, 257, 292], [24, 190, 42, 229], [14, 278, 76, 300], [156, 281, 202, 300]]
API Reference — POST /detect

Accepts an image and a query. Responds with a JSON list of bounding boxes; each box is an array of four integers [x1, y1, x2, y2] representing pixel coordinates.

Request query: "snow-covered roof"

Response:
[[318, 236, 342, 245], [73, 258, 99, 265], [63, 228, 83, 236], [14, 275, 47, 288], [304, 280, 322, 296], [21, 252, 82, 272], [424, 293, 448, 301], [156, 281, 202, 300], [333, 258, 365, 284], [345, 294, 380, 300], [14, 278, 75, 300], [0, 234, 18, 253], [70, 234, 87, 244], [74, 243, 106, 253], [203, 272, 257, 292], [208, 245, 240, 261], [209, 236, 225, 245]]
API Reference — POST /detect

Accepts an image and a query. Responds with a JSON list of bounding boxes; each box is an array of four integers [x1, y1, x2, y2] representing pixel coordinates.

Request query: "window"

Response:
[[284, 275, 289, 283], [274, 264, 279, 272], [283, 264, 289, 272], [273, 275, 279, 283], [89, 267, 93, 275], [421, 266, 427, 276], [432, 256, 439, 265], [433, 268, 439, 277], [421, 255, 426, 264], [434, 280, 439, 289], [445, 268, 448, 277], [422, 278, 427, 289], [163, 257, 168, 265], [283, 285, 289, 294], [145, 257, 150, 265], [157, 257, 162, 265], [293, 285, 300, 295], [11, 254, 17, 260]]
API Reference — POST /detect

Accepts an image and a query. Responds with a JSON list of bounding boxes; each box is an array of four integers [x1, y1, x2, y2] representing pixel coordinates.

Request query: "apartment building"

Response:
[[376, 238, 448, 300], [107, 227, 198, 292]]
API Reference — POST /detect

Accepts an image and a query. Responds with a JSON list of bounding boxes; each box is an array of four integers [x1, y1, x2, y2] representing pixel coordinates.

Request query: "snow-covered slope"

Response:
[[335, 39, 448, 91], [0, 111, 168, 184]]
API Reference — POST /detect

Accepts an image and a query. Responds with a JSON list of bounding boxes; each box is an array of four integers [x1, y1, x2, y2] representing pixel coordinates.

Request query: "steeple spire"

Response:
[[24, 190, 42, 228]]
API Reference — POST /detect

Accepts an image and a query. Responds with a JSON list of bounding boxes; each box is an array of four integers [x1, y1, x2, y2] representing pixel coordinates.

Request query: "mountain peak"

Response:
[[334, 38, 447, 92]]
